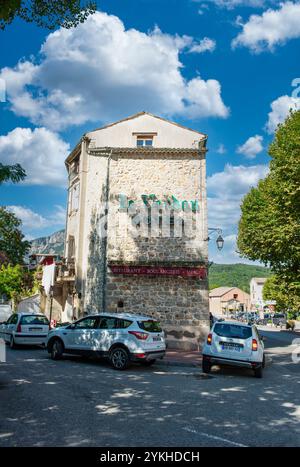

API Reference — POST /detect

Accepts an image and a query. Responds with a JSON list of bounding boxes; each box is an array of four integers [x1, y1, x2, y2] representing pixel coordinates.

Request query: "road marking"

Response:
[[183, 427, 248, 447]]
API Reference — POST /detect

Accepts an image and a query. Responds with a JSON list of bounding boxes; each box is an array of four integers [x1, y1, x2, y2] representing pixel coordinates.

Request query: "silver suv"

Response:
[[46, 313, 166, 370]]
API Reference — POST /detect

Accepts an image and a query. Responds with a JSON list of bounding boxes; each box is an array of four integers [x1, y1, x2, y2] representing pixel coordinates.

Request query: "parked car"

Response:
[[0, 313, 50, 348], [202, 321, 265, 378], [46, 313, 166, 370]]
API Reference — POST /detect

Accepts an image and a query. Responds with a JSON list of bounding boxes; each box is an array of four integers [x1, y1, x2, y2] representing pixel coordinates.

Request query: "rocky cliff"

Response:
[[29, 229, 65, 256]]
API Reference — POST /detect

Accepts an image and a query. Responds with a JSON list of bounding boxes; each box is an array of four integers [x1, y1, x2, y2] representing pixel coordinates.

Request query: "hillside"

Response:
[[208, 263, 271, 294], [29, 230, 65, 256]]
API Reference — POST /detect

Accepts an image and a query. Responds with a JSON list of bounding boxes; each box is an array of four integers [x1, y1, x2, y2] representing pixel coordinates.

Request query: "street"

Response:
[[0, 327, 300, 447]]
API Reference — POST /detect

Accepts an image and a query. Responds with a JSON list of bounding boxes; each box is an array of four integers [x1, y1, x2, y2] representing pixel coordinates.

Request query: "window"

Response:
[[74, 317, 98, 329], [99, 317, 117, 329], [8, 314, 18, 325], [116, 319, 132, 329], [136, 136, 153, 147], [20, 315, 49, 325], [69, 183, 80, 213], [138, 320, 162, 332], [68, 236, 75, 260], [214, 323, 252, 340]]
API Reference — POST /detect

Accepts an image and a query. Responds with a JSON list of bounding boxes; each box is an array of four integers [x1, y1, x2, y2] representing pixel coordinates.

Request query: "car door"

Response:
[[97, 316, 117, 351], [5, 314, 18, 342], [63, 316, 100, 351]]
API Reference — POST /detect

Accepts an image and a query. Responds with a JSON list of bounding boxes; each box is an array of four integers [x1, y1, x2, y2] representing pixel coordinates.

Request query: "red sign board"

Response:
[[110, 265, 207, 279]]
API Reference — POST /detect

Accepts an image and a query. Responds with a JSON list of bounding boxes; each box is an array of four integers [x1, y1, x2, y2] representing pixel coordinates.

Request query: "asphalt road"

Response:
[[0, 327, 300, 447]]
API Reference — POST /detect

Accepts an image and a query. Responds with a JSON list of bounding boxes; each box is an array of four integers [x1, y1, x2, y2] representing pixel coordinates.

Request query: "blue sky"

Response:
[[0, 0, 300, 263]]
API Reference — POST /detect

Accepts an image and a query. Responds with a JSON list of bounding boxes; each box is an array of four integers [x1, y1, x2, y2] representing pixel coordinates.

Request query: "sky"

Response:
[[0, 0, 300, 264]]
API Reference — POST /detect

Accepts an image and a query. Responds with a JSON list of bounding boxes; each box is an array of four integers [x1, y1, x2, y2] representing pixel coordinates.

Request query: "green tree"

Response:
[[0, 207, 30, 265], [0, 264, 34, 308], [0, 0, 96, 30], [0, 264, 24, 299], [263, 275, 300, 317], [237, 110, 300, 310], [0, 162, 26, 185]]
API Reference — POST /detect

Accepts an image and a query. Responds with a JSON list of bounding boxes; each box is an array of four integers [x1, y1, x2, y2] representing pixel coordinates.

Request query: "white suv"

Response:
[[202, 321, 265, 378], [46, 313, 166, 370]]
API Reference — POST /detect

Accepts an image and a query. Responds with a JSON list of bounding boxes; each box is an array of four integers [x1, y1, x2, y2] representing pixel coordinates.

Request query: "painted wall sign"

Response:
[[119, 194, 199, 213], [110, 265, 207, 278]]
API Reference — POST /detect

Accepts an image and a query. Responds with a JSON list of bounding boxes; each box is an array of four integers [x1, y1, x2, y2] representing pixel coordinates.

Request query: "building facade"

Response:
[[250, 277, 267, 311], [209, 287, 251, 316], [63, 112, 210, 350]]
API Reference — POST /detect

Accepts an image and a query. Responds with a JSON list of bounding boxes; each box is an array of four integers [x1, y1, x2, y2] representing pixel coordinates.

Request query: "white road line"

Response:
[[183, 427, 248, 447]]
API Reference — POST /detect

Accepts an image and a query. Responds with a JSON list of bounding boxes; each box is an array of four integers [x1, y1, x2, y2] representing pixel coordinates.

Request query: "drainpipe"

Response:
[[102, 149, 113, 313]]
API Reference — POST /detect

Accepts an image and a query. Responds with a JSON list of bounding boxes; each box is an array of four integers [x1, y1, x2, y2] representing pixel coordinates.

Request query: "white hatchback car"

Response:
[[202, 321, 265, 378], [0, 313, 50, 348], [46, 313, 166, 370]]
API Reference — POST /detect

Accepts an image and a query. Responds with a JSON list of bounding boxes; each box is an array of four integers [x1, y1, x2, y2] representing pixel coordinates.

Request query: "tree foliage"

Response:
[[238, 110, 300, 310], [0, 264, 24, 299], [209, 263, 270, 293], [0, 162, 26, 185], [263, 275, 300, 317], [0, 0, 96, 30], [0, 207, 30, 265], [0, 263, 34, 304]]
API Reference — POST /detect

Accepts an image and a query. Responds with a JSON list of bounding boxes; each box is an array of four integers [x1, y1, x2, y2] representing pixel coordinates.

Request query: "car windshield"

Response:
[[138, 320, 162, 332], [214, 323, 252, 339], [20, 315, 49, 325]]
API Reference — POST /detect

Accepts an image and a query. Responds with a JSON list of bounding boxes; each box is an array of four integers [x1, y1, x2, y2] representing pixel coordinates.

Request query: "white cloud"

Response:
[[0, 11, 228, 131], [188, 37, 216, 53], [8, 205, 66, 231], [8, 206, 48, 230], [217, 143, 227, 154], [198, 0, 266, 9], [207, 163, 269, 262], [237, 134, 263, 158], [266, 95, 300, 133], [207, 163, 268, 199], [0, 127, 70, 186], [232, 2, 300, 52]]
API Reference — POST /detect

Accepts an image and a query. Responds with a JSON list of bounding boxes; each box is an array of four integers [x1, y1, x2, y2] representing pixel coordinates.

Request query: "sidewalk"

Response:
[[159, 349, 202, 368]]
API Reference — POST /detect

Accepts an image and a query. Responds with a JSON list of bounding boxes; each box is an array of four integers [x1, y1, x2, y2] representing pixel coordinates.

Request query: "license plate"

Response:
[[222, 344, 240, 352], [153, 337, 161, 342], [29, 328, 42, 332]]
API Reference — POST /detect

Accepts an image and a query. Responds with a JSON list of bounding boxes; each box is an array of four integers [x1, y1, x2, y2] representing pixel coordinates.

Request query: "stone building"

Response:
[[63, 112, 210, 350]]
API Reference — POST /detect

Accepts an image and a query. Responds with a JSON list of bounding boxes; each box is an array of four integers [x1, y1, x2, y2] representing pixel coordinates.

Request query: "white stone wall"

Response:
[[65, 114, 209, 349]]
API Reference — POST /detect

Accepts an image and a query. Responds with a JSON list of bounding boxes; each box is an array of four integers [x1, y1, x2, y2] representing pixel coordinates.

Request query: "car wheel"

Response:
[[142, 359, 156, 366], [254, 366, 263, 378], [10, 336, 16, 349], [202, 359, 211, 374], [50, 339, 64, 360], [110, 347, 129, 370]]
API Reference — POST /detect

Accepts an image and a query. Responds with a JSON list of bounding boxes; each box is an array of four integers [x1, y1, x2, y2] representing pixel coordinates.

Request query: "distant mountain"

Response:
[[29, 229, 65, 256], [208, 263, 271, 294]]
